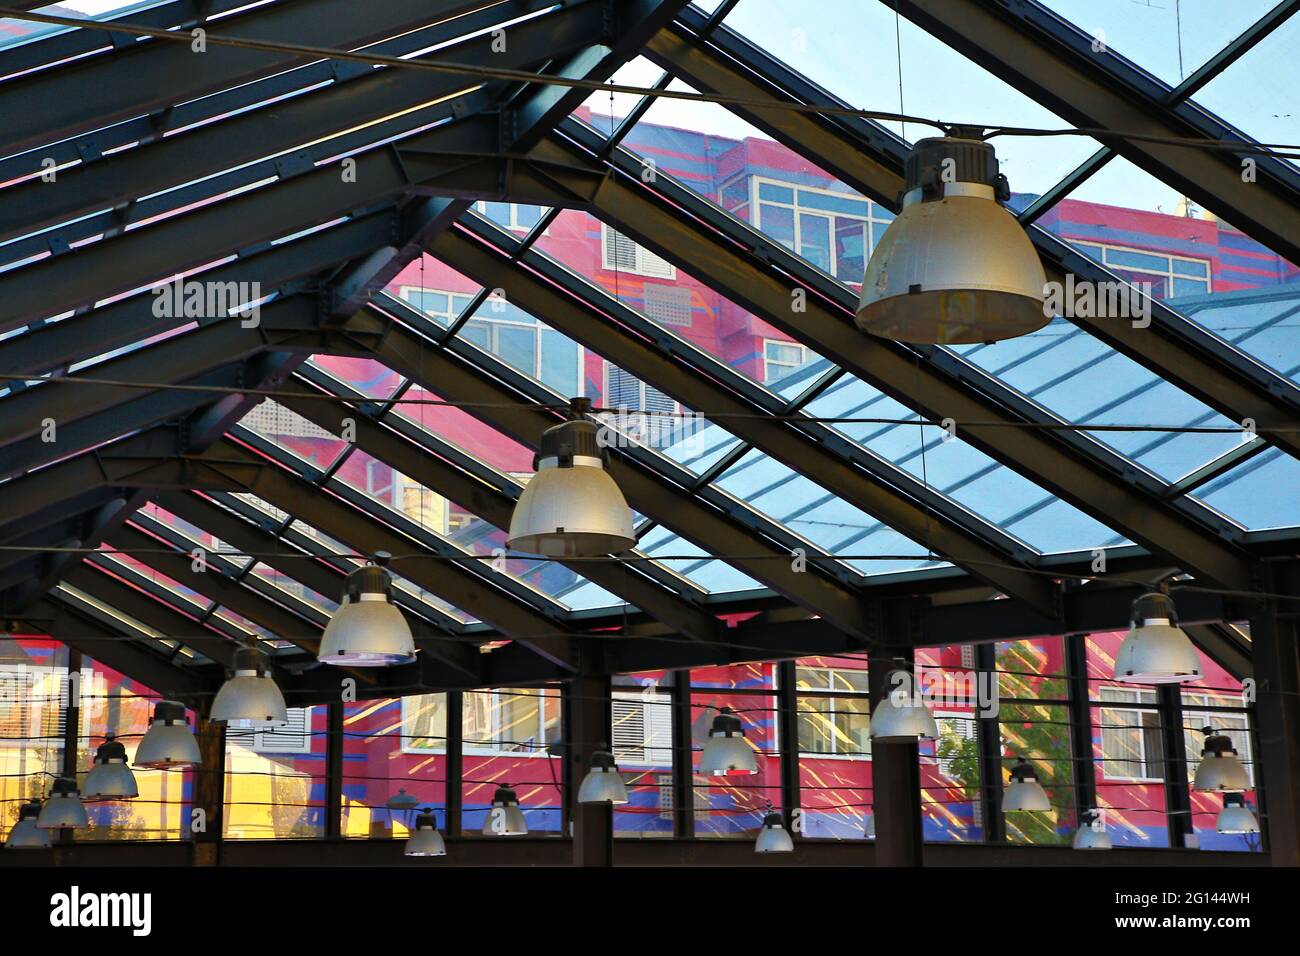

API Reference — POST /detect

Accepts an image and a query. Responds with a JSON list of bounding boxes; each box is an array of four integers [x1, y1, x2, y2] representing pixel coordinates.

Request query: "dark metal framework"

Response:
[[0, 0, 1296, 864]]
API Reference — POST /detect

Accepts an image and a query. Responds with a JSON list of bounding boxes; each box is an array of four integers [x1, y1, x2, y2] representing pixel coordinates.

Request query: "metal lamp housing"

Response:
[[319, 557, 416, 667], [1073, 810, 1112, 850], [856, 135, 1048, 345], [870, 672, 940, 741], [1003, 758, 1052, 812], [754, 810, 794, 853], [1192, 729, 1252, 792], [405, 811, 447, 857], [83, 736, 139, 801], [211, 647, 288, 724], [134, 700, 202, 770], [1216, 794, 1259, 834], [507, 400, 635, 557], [1113, 592, 1202, 684], [577, 750, 629, 805], [482, 785, 528, 836], [5, 802, 50, 849], [698, 708, 759, 776], [36, 777, 88, 830]]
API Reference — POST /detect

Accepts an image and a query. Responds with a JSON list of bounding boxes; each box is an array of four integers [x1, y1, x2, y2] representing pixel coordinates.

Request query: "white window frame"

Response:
[[398, 285, 478, 325], [1096, 686, 1165, 784], [600, 222, 677, 279], [1183, 694, 1254, 788], [1069, 240, 1213, 296], [473, 201, 548, 234], [225, 706, 314, 755], [399, 690, 558, 758], [794, 665, 871, 761], [762, 338, 811, 384], [749, 174, 892, 281], [611, 691, 674, 767]]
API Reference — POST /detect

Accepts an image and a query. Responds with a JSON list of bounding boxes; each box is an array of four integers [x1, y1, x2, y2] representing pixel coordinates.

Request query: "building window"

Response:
[[1097, 687, 1165, 782], [795, 665, 871, 758], [225, 707, 313, 755], [750, 175, 893, 284], [460, 301, 581, 397], [601, 224, 676, 278], [399, 286, 477, 326], [1183, 693, 1253, 787], [762, 339, 812, 384], [611, 692, 673, 765], [601, 363, 685, 449], [1069, 240, 1212, 299], [474, 201, 545, 232], [400, 689, 560, 756]]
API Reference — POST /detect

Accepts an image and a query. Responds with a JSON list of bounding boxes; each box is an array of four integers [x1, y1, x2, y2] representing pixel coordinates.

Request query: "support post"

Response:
[[192, 716, 225, 865], [59, 648, 82, 847], [670, 674, 694, 838], [445, 690, 463, 836], [868, 624, 923, 866], [776, 660, 800, 840], [570, 669, 614, 866], [1064, 634, 1098, 815], [1249, 566, 1300, 866], [325, 701, 343, 840], [1158, 684, 1194, 848], [974, 642, 1006, 843]]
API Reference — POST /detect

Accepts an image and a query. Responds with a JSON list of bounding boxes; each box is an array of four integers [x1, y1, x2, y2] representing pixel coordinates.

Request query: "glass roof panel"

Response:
[[1191, 447, 1300, 531], [1034, 0, 1279, 89], [1192, 12, 1300, 169], [235, 400, 350, 475], [719, 0, 1103, 194], [387, 253, 483, 328], [304, 355, 404, 400], [633, 522, 765, 593], [1040, 154, 1300, 387]]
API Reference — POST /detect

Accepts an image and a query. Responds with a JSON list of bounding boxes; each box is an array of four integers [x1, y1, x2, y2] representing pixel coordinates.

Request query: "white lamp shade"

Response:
[[134, 701, 202, 770], [37, 779, 88, 830], [1193, 753, 1252, 792], [83, 736, 138, 801], [699, 734, 758, 776], [1003, 760, 1052, 812], [577, 766, 629, 805], [482, 786, 528, 836], [755, 815, 794, 853], [5, 804, 50, 849], [870, 683, 939, 741], [1073, 812, 1112, 850], [405, 812, 447, 857], [1216, 796, 1259, 834], [856, 137, 1047, 345], [507, 461, 635, 557], [1113, 620, 1202, 684], [211, 674, 288, 724], [84, 762, 138, 801], [319, 594, 416, 667]]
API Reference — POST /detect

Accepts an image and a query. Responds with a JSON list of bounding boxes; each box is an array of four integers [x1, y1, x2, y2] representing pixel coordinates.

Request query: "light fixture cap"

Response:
[[482, 785, 528, 836], [405, 811, 447, 857], [1073, 810, 1113, 850], [84, 737, 139, 801]]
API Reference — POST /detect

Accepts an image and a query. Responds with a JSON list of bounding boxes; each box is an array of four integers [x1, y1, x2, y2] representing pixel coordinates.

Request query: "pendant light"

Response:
[[211, 645, 288, 724], [1072, 808, 1112, 850], [1002, 757, 1051, 812], [862, 813, 875, 840], [83, 735, 138, 801], [1192, 727, 1251, 792], [577, 746, 629, 805], [856, 129, 1049, 344], [4, 801, 51, 849], [481, 784, 528, 836], [1216, 793, 1259, 834], [387, 789, 420, 812], [698, 707, 759, 776], [506, 397, 636, 557], [1113, 592, 1202, 684], [36, 777, 88, 830], [134, 700, 202, 770], [404, 808, 447, 857], [754, 805, 794, 853], [318, 552, 416, 667], [870, 668, 939, 741]]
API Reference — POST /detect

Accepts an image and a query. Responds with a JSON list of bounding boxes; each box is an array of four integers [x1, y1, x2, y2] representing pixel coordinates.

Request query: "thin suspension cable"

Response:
[[0, 7, 1298, 159]]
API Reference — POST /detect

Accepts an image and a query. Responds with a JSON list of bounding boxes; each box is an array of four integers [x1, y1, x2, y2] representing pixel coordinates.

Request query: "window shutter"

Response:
[[611, 696, 645, 763], [603, 227, 640, 272], [644, 696, 673, 764], [252, 706, 313, 754]]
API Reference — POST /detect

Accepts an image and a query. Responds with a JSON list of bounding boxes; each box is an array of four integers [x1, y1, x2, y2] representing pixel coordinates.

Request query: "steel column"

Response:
[[869, 636, 924, 866], [1248, 566, 1300, 865], [570, 668, 614, 866]]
